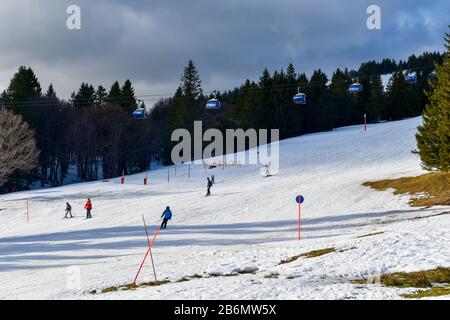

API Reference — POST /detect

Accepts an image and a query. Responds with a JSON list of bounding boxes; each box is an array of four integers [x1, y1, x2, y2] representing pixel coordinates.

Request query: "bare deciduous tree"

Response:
[[0, 108, 39, 185]]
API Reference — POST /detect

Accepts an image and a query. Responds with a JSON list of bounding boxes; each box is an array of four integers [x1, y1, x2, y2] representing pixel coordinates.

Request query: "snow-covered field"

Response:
[[0, 117, 449, 300]]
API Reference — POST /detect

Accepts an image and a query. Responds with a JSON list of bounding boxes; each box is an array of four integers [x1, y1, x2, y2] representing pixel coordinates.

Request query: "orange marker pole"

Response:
[[142, 215, 157, 282], [133, 226, 161, 285], [298, 196, 301, 240]]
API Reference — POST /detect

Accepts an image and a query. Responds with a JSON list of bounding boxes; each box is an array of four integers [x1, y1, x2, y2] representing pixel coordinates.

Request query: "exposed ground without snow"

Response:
[[0, 117, 449, 300]]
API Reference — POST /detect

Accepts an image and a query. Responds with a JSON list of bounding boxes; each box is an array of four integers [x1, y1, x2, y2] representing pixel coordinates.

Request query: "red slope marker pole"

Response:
[[142, 215, 158, 282], [298, 196, 301, 240], [133, 226, 161, 285]]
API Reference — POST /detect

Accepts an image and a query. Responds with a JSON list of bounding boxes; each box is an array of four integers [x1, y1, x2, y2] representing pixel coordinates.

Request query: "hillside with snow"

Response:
[[0, 117, 449, 300]]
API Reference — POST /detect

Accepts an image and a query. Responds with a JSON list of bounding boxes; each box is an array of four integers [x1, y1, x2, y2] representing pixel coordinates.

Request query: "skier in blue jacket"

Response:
[[160, 206, 172, 229]]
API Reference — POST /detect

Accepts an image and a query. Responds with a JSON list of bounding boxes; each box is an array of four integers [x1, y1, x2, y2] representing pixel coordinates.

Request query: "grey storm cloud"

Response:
[[0, 0, 448, 100]]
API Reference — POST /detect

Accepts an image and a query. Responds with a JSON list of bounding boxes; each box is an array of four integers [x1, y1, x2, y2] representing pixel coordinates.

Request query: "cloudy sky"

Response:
[[0, 0, 448, 102]]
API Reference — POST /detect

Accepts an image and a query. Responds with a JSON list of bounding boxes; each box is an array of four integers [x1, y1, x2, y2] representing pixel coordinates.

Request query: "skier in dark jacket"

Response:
[[264, 164, 272, 177], [64, 202, 73, 219], [206, 177, 213, 196], [160, 206, 172, 229]]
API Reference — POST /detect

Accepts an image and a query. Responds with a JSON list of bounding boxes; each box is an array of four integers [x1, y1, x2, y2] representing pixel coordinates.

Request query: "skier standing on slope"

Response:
[[64, 202, 73, 219], [264, 164, 272, 177], [160, 206, 172, 229], [206, 177, 213, 196], [84, 198, 92, 219]]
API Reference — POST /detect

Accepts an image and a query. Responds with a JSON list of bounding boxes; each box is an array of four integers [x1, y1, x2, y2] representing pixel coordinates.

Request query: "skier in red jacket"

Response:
[[84, 198, 92, 219]]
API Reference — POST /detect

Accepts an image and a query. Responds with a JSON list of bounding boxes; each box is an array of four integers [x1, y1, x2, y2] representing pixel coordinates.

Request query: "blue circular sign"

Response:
[[295, 195, 305, 204]]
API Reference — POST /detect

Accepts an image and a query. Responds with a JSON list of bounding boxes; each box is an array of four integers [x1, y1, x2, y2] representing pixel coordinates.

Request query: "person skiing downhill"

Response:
[[206, 177, 213, 196], [84, 198, 92, 219], [160, 206, 172, 229], [64, 202, 73, 219]]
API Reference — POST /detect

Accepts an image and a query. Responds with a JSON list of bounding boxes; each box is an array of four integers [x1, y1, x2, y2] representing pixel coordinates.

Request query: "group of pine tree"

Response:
[[0, 42, 448, 192]]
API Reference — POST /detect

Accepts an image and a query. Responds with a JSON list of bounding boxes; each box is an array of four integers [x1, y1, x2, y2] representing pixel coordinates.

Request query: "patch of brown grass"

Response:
[[279, 247, 336, 265], [401, 286, 450, 299], [101, 286, 119, 293], [363, 172, 450, 207], [95, 269, 256, 294], [353, 267, 450, 289], [99, 280, 170, 294], [357, 232, 384, 238]]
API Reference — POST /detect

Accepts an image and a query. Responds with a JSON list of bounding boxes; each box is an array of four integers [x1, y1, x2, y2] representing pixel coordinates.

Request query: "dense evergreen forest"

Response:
[[0, 51, 444, 192]]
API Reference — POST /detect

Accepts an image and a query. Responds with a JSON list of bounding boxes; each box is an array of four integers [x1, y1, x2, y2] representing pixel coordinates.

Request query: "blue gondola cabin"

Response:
[[205, 98, 221, 110], [132, 108, 146, 120], [349, 83, 363, 93], [293, 93, 307, 105]]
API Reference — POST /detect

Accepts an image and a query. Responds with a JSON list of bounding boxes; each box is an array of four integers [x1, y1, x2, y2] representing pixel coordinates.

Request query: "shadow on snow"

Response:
[[0, 207, 438, 271]]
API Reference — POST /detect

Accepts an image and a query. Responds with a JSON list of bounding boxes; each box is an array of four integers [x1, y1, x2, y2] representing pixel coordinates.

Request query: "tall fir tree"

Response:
[[386, 72, 408, 120], [165, 61, 205, 163], [303, 69, 334, 133], [367, 75, 385, 122], [329, 68, 353, 127], [107, 81, 122, 105], [258, 67, 274, 130], [1, 66, 42, 105], [45, 83, 57, 99], [284, 64, 304, 137], [181, 60, 203, 99], [233, 79, 259, 129], [165, 87, 185, 164], [95, 85, 107, 107], [180, 60, 204, 127], [416, 27, 450, 172], [72, 82, 96, 108], [1, 66, 42, 126], [121, 79, 137, 113], [271, 69, 290, 132]]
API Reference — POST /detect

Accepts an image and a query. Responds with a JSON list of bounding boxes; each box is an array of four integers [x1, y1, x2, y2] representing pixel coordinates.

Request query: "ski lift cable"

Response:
[[0, 63, 437, 107]]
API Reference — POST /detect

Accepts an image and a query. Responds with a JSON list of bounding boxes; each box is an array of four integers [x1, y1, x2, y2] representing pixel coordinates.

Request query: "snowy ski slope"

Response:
[[0, 117, 449, 300]]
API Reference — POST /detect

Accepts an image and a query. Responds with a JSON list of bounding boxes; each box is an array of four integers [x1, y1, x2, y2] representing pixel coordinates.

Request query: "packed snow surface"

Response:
[[0, 117, 449, 300]]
